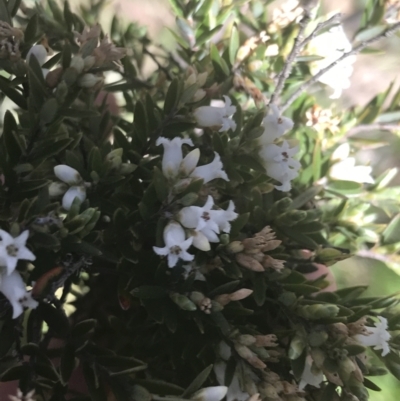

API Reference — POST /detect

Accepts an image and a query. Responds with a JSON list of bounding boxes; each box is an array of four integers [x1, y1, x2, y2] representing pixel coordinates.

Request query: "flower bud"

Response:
[[254, 334, 278, 347], [170, 293, 197, 311], [235, 253, 264, 272], [70, 55, 84, 73], [62, 186, 86, 210], [224, 241, 243, 254], [191, 387, 228, 401], [238, 334, 256, 346], [54, 165, 83, 185], [120, 163, 137, 175], [214, 294, 231, 306], [229, 288, 253, 301], [78, 73, 103, 88], [83, 55, 96, 70], [49, 182, 68, 197], [297, 304, 340, 320], [192, 89, 206, 102]]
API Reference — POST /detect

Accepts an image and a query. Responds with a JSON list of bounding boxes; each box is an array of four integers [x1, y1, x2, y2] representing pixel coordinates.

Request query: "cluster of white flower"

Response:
[[0, 230, 37, 319], [258, 105, 299, 191], [153, 136, 237, 267], [50, 165, 89, 210]]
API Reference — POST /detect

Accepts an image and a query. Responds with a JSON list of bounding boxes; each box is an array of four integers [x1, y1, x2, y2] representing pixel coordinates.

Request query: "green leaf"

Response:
[[327, 180, 363, 195], [0, 0, 12, 24], [289, 185, 323, 210], [229, 23, 239, 66], [182, 364, 213, 397], [312, 139, 321, 182], [164, 78, 181, 115], [153, 167, 169, 202], [170, 293, 197, 311], [134, 380, 184, 396], [0, 77, 27, 109], [28, 54, 48, 110], [60, 344, 76, 384], [3, 110, 24, 166], [382, 213, 400, 245], [196, 25, 223, 47], [210, 43, 230, 77], [82, 362, 107, 401]]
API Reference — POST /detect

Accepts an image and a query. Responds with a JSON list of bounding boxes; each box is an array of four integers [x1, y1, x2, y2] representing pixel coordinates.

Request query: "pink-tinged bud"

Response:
[[234, 344, 266, 369], [214, 294, 231, 306], [303, 263, 337, 293], [226, 241, 245, 254], [254, 334, 278, 347], [229, 288, 253, 301], [238, 334, 256, 346], [235, 253, 264, 272]]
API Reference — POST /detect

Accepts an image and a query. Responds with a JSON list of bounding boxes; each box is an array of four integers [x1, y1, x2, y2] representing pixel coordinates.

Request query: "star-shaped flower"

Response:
[[355, 316, 391, 356], [0, 230, 36, 276], [153, 222, 194, 268]]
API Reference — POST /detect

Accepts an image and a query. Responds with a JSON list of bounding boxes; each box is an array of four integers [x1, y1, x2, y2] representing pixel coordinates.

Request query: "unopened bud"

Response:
[[214, 294, 231, 306], [254, 334, 278, 347], [70, 55, 84, 73], [235, 253, 264, 272], [237, 335, 256, 346], [49, 181, 68, 197], [226, 241, 245, 254], [83, 55, 96, 70], [78, 73, 103, 88], [192, 89, 206, 102], [229, 288, 253, 301], [197, 72, 208, 87], [297, 304, 340, 320], [54, 165, 82, 185], [258, 383, 279, 399], [234, 344, 266, 369], [170, 293, 196, 311], [191, 387, 228, 401]]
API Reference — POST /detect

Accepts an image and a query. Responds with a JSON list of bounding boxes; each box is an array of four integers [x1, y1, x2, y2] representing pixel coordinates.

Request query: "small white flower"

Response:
[[0, 230, 35, 276], [298, 356, 324, 390], [190, 152, 229, 183], [26, 44, 49, 78], [259, 141, 300, 191], [153, 222, 194, 268], [0, 270, 38, 319], [191, 387, 228, 401], [62, 186, 87, 210], [156, 137, 194, 179], [309, 25, 355, 99], [54, 165, 83, 186], [355, 316, 391, 356], [193, 96, 237, 132], [259, 104, 294, 145], [178, 196, 237, 250]]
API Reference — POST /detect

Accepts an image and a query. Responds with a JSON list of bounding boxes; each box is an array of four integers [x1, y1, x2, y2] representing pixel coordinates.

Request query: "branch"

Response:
[[143, 47, 173, 80], [280, 21, 400, 112], [299, 13, 342, 49], [344, 123, 400, 137], [269, 11, 311, 105]]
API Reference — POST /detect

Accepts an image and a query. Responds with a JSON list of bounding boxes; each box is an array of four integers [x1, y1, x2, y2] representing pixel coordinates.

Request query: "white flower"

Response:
[[0, 270, 38, 319], [355, 316, 391, 356], [190, 152, 229, 183], [259, 140, 300, 191], [309, 25, 355, 99], [193, 96, 237, 132], [153, 222, 194, 268], [53, 165, 87, 210], [191, 387, 228, 401], [62, 186, 87, 210], [178, 196, 238, 250], [329, 144, 374, 184], [259, 104, 294, 145], [26, 44, 49, 78], [156, 137, 194, 179], [298, 356, 324, 390], [0, 230, 36, 276]]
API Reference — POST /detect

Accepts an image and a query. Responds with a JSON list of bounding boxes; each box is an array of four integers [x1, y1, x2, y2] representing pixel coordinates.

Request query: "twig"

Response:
[[143, 47, 173, 80], [281, 21, 400, 112], [269, 11, 311, 104], [299, 13, 342, 49]]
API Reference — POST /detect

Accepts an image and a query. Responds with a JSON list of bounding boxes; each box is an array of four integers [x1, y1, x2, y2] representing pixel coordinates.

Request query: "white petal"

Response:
[[298, 356, 324, 390], [163, 222, 186, 246], [200, 227, 220, 243], [54, 165, 82, 185], [178, 207, 203, 229], [49, 182, 68, 197], [26, 44, 47, 66], [0, 271, 38, 319], [62, 186, 86, 210], [153, 246, 169, 256], [190, 152, 229, 183], [156, 137, 193, 179], [167, 253, 180, 268], [194, 107, 224, 128]]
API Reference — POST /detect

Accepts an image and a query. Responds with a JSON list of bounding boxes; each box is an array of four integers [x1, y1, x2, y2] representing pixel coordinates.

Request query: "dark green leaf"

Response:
[[182, 364, 213, 397]]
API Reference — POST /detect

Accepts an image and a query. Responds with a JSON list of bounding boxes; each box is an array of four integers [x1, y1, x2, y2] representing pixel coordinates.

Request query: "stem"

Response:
[[344, 123, 400, 137], [144, 47, 173, 80], [281, 21, 400, 112], [269, 11, 311, 105]]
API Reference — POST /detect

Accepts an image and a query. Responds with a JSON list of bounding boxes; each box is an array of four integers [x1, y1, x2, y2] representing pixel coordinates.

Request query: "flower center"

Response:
[[277, 117, 283, 124], [201, 211, 210, 221], [6, 244, 18, 257], [282, 151, 289, 160], [170, 245, 182, 255]]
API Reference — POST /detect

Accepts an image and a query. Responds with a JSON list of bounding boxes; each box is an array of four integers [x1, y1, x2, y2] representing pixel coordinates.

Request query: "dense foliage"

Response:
[[1, 0, 400, 400]]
